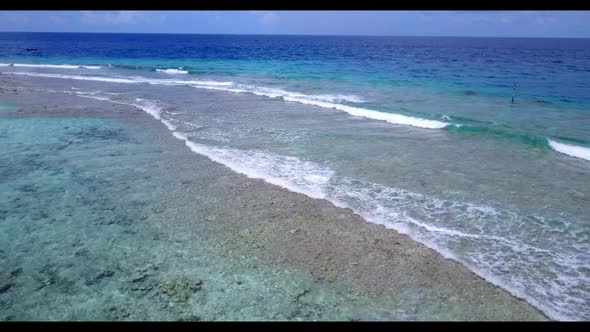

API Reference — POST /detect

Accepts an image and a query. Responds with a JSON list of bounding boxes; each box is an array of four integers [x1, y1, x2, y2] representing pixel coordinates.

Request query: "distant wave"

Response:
[[3, 70, 448, 130], [0, 63, 102, 69], [548, 140, 590, 161], [156, 68, 189, 75], [447, 124, 590, 162], [2, 71, 233, 86], [445, 125, 550, 147], [4, 62, 188, 74], [286, 97, 449, 129], [222, 86, 366, 103], [7, 71, 590, 158], [191, 84, 448, 129]]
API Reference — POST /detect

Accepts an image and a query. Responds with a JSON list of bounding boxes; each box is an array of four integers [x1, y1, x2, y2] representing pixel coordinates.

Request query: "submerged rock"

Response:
[[107, 306, 131, 320], [0, 283, 14, 294], [32, 272, 55, 290], [18, 185, 36, 193], [136, 264, 159, 276], [131, 274, 149, 283], [9, 268, 23, 277], [128, 264, 160, 296], [292, 288, 309, 302], [30, 211, 48, 220], [130, 280, 155, 294], [312, 265, 338, 283], [160, 276, 202, 303], [85, 270, 115, 285]]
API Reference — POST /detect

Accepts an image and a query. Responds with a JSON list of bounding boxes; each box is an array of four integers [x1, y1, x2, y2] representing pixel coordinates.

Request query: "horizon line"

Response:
[[1, 31, 589, 39]]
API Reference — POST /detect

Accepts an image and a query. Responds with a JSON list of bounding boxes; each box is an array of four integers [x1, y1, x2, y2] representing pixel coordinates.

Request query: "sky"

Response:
[[0, 11, 589, 38]]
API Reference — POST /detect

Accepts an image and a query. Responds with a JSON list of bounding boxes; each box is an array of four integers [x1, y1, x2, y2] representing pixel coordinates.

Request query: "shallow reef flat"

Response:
[[0, 81, 547, 321]]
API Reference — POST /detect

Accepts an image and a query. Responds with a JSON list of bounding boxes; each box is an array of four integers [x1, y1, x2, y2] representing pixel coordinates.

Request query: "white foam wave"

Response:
[[548, 139, 590, 161], [132, 98, 162, 120], [167, 128, 586, 321], [6, 72, 138, 83], [2, 70, 446, 129], [2, 71, 233, 87], [284, 97, 449, 129], [171, 132, 333, 200], [75, 93, 182, 135], [148, 78, 232, 86], [331, 179, 588, 321], [317, 94, 365, 103], [190, 84, 448, 129], [168, 130, 586, 321], [75, 94, 163, 122], [161, 119, 177, 131], [232, 86, 365, 103], [156, 68, 189, 75], [169, 119, 202, 129], [189, 84, 365, 103], [0, 63, 102, 69]]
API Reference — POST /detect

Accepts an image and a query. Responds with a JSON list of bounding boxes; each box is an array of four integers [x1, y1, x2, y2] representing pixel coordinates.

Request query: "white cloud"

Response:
[[80, 11, 166, 25], [251, 11, 279, 25], [499, 16, 513, 24], [534, 14, 556, 25], [205, 11, 222, 21], [0, 13, 31, 25], [440, 11, 561, 27], [49, 15, 67, 24]]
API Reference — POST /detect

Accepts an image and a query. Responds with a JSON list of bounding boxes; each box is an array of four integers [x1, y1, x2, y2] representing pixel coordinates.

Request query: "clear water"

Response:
[[0, 33, 589, 320], [0, 110, 412, 321], [0, 102, 16, 112]]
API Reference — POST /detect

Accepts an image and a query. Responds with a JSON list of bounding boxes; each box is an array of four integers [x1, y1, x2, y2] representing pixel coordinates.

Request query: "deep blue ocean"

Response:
[[1, 33, 589, 320]]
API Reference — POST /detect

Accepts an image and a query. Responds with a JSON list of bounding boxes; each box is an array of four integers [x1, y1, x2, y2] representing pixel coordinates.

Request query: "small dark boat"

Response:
[[25, 48, 39, 51]]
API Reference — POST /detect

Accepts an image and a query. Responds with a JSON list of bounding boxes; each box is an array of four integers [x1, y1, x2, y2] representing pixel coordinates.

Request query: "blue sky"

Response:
[[0, 11, 589, 37]]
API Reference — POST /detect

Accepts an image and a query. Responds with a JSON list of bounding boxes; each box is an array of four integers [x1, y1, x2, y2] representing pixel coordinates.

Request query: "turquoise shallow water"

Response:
[[2, 96, 540, 321], [0, 33, 589, 320], [0, 102, 16, 112], [0, 108, 397, 321]]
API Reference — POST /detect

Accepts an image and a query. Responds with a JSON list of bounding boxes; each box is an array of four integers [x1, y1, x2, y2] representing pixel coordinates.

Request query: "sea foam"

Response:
[[171, 126, 585, 320], [2, 71, 233, 87], [172, 132, 333, 200], [3, 71, 448, 130], [283, 97, 449, 129], [191, 84, 449, 129], [156, 68, 189, 74], [548, 139, 590, 161], [0, 63, 102, 69]]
